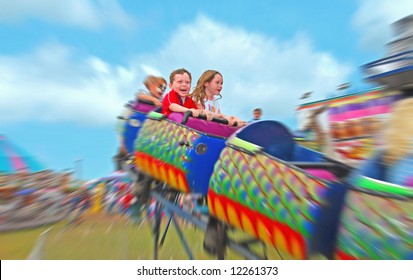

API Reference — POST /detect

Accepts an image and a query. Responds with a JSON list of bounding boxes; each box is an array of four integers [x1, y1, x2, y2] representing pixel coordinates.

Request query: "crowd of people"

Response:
[[0, 170, 75, 230], [0, 169, 72, 191]]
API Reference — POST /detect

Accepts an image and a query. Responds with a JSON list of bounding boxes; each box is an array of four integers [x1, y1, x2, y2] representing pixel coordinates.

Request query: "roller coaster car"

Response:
[[207, 120, 413, 259], [134, 110, 240, 195], [118, 98, 160, 155]]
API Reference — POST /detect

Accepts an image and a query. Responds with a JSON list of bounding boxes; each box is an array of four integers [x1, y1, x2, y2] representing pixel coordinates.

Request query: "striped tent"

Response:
[[0, 135, 45, 173]]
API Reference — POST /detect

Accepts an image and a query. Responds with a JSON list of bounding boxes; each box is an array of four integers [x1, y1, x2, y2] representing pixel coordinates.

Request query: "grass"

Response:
[[0, 211, 284, 260]]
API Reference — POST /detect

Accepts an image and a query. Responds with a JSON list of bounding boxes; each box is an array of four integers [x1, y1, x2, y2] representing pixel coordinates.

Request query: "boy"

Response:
[[250, 108, 263, 122], [137, 75, 167, 107], [162, 68, 209, 118]]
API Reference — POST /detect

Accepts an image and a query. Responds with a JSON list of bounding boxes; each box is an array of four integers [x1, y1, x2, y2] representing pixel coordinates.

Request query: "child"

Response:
[[191, 70, 245, 126], [250, 108, 263, 122], [136, 75, 167, 107], [115, 75, 167, 159], [162, 68, 210, 119]]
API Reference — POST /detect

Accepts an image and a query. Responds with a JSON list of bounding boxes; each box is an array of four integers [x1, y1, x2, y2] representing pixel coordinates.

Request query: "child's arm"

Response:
[[229, 116, 247, 127], [137, 93, 162, 107], [169, 103, 203, 117], [210, 113, 246, 127]]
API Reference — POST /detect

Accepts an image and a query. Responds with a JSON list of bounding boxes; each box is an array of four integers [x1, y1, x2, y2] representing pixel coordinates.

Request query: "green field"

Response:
[[0, 212, 283, 260]]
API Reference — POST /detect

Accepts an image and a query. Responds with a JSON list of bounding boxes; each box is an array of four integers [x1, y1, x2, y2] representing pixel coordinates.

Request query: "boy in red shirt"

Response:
[[162, 68, 212, 119]]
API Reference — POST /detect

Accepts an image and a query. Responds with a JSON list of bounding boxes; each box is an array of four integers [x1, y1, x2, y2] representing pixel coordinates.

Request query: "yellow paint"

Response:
[[273, 227, 288, 253], [257, 220, 272, 245], [148, 161, 155, 177], [159, 165, 168, 183], [291, 236, 305, 260], [152, 162, 160, 180], [168, 168, 178, 189], [207, 196, 215, 216], [135, 158, 142, 171], [136, 156, 142, 167], [226, 204, 241, 227], [241, 214, 256, 237], [177, 173, 187, 193], [214, 199, 227, 222], [140, 158, 149, 173]]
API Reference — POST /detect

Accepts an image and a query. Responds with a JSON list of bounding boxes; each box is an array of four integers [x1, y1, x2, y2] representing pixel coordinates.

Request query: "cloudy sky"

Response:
[[1, 0, 412, 180]]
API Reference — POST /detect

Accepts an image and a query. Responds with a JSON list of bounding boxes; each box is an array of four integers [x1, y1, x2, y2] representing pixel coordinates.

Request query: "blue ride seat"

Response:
[[291, 144, 324, 162], [235, 120, 346, 182], [387, 155, 413, 187], [235, 120, 296, 161]]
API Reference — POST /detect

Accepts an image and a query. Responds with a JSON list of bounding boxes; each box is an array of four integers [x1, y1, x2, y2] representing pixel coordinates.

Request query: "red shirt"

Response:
[[162, 90, 197, 116]]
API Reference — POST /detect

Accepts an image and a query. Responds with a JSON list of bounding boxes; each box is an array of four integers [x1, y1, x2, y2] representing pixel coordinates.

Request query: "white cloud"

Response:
[[140, 65, 163, 77], [0, 0, 136, 30], [0, 15, 351, 128], [353, 0, 413, 52], [0, 42, 144, 125]]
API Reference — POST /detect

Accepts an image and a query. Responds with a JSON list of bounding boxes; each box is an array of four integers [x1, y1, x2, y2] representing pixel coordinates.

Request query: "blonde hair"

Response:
[[383, 97, 413, 165], [190, 70, 222, 109], [143, 75, 166, 89]]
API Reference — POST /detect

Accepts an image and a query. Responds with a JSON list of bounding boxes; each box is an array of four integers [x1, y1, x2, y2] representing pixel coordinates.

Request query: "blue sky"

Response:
[[1, 0, 412, 180]]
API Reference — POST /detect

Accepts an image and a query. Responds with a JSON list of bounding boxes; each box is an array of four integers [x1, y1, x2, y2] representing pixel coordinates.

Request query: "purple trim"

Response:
[[133, 102, 157, 113], [304, 168, 337, 181], [168, 112, 239, 138]]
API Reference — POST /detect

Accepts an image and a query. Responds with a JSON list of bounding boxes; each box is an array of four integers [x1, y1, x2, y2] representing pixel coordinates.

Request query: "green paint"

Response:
[[356, 176, 413, 197], [227, 137, 263, 154]]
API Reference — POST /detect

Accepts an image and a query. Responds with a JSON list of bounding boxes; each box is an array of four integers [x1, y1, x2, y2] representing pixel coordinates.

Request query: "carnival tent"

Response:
[[0, 135, 45, 173]]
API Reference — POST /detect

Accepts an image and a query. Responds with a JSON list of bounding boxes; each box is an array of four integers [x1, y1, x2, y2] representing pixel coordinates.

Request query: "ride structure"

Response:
[[115, 15, 413, 260]]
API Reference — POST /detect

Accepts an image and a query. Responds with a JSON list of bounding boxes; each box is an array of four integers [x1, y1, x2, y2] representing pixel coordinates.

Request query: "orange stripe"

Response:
[[208, 191, 307, 259], [134, 152, 190, 192]]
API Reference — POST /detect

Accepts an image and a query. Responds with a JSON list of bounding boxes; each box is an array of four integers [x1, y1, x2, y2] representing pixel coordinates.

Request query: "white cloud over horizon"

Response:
[[0, 0, 136, 30], [0, 42, 142, 125], [0, 15, 352, 127], [353, 0, 413, 53]]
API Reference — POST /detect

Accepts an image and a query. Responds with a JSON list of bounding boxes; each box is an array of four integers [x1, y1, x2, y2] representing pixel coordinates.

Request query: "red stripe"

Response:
[[208, 190, 307, 258]]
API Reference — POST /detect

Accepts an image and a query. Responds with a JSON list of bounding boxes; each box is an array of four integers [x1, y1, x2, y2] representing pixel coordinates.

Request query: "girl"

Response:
[[191, 70, 244, 126]]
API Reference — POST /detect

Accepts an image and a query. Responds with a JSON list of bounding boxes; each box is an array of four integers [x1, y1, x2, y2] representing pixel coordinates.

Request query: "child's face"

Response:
[[170, 73, 191, 97], [149, 80, 166, 99], [204, 74, 223, 97], [253, 111, 262, 119]]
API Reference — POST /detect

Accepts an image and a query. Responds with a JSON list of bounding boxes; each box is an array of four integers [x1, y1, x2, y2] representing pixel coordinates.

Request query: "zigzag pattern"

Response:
[[209, 147, 331, 259], [134, 119, 200, 193]]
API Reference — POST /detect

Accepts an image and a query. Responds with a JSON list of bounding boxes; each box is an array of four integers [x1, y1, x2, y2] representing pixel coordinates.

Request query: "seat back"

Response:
[[235, 120, 295, 161]]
